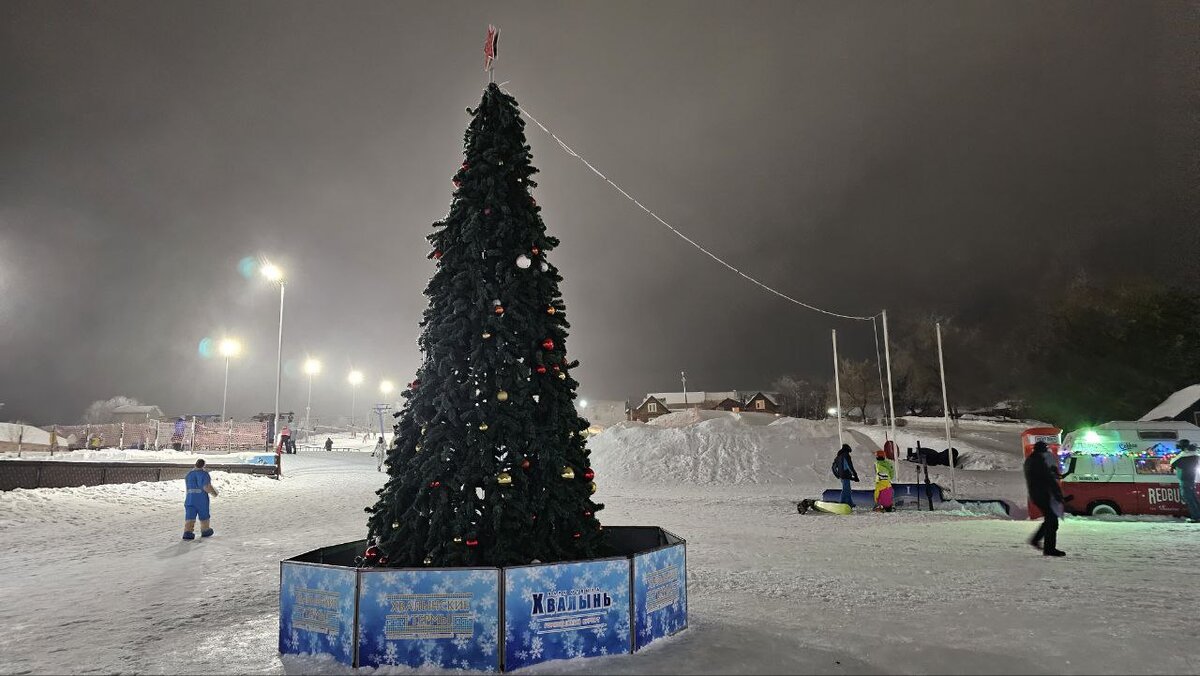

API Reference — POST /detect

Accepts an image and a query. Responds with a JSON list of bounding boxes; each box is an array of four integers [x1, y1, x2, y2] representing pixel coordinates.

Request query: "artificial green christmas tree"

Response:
[[365, 84, 605, 567]]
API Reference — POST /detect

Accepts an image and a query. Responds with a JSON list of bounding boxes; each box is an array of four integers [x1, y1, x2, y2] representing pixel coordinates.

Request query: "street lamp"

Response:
[[379, 380, 395, 396], [348, 370, 364, 430], [579, 399, 589, 409], [218, 338, 242, 422], [261, 260, 285, 445], [303, 357, 322, 432]]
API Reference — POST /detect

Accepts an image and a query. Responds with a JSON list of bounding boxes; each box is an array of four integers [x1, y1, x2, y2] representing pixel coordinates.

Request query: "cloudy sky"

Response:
[[1, 1, 1195, 423]]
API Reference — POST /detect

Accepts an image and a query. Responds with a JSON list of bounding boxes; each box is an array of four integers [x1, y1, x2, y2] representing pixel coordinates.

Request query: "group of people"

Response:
[[831, 442, 896, 512]]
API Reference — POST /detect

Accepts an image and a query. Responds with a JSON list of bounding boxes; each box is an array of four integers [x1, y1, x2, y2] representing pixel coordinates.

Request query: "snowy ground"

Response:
[[1, 425, 1198, 674]]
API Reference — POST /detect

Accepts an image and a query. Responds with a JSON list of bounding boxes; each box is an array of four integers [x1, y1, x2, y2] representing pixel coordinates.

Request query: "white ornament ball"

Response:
[[540, 261, 549, 272], [516, 255, 532, 269]]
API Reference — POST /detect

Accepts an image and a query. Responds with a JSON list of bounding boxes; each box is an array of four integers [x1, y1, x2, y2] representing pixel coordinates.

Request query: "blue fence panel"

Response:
[[279, 562, 358, 665], [503, 557, 632, 670], [357, 567, 500, 671], [633, 543, 687, 650]]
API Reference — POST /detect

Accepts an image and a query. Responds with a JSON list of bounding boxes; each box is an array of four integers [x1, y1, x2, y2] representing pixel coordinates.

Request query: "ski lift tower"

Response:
[[372, 403, 393, 442]]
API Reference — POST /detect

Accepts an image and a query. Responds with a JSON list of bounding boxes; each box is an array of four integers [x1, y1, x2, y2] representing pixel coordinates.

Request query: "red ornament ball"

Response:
[[552, 364, 560, 372], [530, 197, 537, 206], [521, 458, 532, 470], [583, 468, 595, 480], [364, 545, 381, 560], [465, 539, 479, 547], [531, 246, 540, 255], [429, 480, 441, 488], [573, 532, 582, 539], [535, 365, 547, 374], [494, 305, 505, 316], [583, 510, 592, 517], [541, 338, 555, 351], [461, 162, 469, 170], [378, 556, 389, 565], [452, 179, 461, 188], [484, 207, 492, 216]]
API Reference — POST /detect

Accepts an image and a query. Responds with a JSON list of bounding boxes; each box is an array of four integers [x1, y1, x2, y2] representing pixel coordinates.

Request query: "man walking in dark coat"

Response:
[[832, 444, 860, 507], [1024, 441, 1066, 556], [1170, 439, 1200, 522]]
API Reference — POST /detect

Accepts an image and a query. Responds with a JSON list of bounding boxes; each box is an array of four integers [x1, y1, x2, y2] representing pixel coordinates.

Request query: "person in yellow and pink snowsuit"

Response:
[[874, 449, 895, 512]]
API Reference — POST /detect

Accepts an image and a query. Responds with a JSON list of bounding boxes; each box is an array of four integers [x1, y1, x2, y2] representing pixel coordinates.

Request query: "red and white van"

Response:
[[1057, 421, 1200, 517]]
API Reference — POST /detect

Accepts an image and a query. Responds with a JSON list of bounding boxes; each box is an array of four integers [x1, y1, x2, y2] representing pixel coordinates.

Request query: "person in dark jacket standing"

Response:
[[1170, 439, 1200, 522], [323, 437, 333, 453], [1024, 441, 1066, 556], [832, 444, 860, 507]]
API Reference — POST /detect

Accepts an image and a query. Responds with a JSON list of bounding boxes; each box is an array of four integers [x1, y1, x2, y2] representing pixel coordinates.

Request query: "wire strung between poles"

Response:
[[503, 85, 879, 322]]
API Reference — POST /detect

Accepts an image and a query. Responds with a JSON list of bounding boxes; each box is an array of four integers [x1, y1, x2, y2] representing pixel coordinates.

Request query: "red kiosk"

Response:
[[1021, 427, 1062, 519]]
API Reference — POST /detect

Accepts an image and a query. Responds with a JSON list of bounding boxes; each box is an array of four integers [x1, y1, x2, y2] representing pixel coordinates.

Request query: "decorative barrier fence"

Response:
[[279, 526, 688, 671], [50, 420, 268, 452], [0, 459, 277, 491]]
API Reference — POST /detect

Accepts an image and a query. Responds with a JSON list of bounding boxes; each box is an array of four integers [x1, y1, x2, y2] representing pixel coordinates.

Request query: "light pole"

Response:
[[348, 370, 364, 430], [303, 357, 322, 433], [218, 338, 242, 422], [261, 261, 285, 447]]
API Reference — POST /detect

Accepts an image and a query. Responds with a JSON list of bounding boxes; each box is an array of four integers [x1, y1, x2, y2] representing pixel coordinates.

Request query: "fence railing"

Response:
[[48, 419, 269, 453]]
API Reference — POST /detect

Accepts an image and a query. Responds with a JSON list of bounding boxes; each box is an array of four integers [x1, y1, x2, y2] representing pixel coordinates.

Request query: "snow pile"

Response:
[[0, 423, 54, 446], [588, 413, 848, 486]]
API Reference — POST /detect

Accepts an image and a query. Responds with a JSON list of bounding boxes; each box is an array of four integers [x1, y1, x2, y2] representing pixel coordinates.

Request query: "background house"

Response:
[[111, 404, 165, 425], [1140, 385, 1200, 426], [630, 391, 780, 422]]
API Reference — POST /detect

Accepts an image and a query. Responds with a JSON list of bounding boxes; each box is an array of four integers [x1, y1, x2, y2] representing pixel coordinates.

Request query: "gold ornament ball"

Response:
[[392, 521, 400, 529], [478, 422, 489, 431], [497, 471, 513, 485], [557, 372, 567, 380], [482, 331, 492, 339], [560, 466, 575, 480], [453, 536, 463, 543], [423, 557, 433, 566], [589, 481, 598, 494], [497, 390, 509, 402], [547, 306, 556, 315]]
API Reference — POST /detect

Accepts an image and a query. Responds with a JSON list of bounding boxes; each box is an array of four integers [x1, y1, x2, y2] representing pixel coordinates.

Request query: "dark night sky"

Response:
[[1, 1, 1196, 424]]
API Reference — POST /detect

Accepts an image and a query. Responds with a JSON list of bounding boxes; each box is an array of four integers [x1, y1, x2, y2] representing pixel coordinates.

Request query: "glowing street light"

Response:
[[379, 380, 395, 396], [260, 259, 286, 446], [303, 357, 322, 432], [579, 399, 589, 409], [348, 370, 364, 430], [218, 338, 242, 422], [827, 407, 839, 417]]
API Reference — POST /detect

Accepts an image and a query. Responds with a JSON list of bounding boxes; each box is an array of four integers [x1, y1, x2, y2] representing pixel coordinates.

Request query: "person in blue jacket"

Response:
[[832, 444, 860, 507], [183, 458, 219, 540]]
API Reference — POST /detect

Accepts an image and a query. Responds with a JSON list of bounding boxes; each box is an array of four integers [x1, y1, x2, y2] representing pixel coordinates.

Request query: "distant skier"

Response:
[[874, 449, 895, 512], [372, 436, 386, 472], [324, 437, 333, 452], [1024, 441, 1066, 556], [831, 444, 860, 507], [1170, 439, 1200, 522], [183, 459, 218, 540]]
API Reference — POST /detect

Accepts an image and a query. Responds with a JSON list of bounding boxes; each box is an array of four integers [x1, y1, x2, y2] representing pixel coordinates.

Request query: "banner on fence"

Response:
[[279, 562, 357, 666], [503, 557, 632, 670], [357, 567, 500, 670], [632, 543, 687, 650]]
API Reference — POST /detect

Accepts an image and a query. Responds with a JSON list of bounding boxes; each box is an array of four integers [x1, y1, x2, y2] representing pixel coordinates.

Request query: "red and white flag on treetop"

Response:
[[484, 24, 499, 71]]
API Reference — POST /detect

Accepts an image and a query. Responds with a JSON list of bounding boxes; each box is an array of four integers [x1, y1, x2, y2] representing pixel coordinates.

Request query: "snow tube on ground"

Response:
[[812, 501, 851, 515], [822, 483, 945, 508]]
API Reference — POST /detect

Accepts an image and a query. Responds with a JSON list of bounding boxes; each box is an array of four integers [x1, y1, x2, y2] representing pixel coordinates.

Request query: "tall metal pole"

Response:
[[936, 322, 956, 497], [681, 371, 688, 409], [304, 372, 313, 433], [881, 310, 898, 483], [221, 356, 231, 422], [273, 282, 285, 451], [832, 329, 843, 447], [350, 385, 357, 431]]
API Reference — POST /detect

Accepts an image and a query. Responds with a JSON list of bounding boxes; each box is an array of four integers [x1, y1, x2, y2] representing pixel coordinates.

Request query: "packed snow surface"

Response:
[[1, 429, 1197, 674]]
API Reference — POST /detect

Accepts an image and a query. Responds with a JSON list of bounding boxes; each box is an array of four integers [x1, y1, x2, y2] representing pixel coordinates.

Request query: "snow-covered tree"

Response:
[[82, 396, 141, 424]]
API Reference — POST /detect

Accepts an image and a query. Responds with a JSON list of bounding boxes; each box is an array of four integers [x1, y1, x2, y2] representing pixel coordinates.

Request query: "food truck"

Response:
[[1057, 421, 1200, 517]]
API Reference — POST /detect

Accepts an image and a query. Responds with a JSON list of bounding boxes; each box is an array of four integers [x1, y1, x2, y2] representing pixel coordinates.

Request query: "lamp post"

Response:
[[218, 338, 242, 422], [303, 357, 322, 433], [378, 380, 396, 441], [348, 370, 364, 430], [261, 261, 285, 446]]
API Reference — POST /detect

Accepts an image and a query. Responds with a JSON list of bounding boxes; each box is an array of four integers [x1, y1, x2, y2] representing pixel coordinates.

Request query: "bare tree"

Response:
[[836, 359, 879, 423], [82, 396, 141, 424], [772, 376, 828, 419]]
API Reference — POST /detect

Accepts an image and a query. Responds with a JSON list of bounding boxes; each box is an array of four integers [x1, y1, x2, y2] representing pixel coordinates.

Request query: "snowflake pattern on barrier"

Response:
[[278, 563, 357, 665], [356, 567, 500, 671], [503, 558, 632, 670], [633, 544, 688, 650]]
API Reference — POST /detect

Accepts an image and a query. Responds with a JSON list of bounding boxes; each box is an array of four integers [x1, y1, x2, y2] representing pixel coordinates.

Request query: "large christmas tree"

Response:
[[365, 84, 605, 568]]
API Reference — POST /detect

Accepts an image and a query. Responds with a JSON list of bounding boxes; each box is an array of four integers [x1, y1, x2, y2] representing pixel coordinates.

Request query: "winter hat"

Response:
[[1179, 439, 1194, 451], [875, 450, 886, 459], [840, 444, 852, 453], [1033, 441, 1048, 453]]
